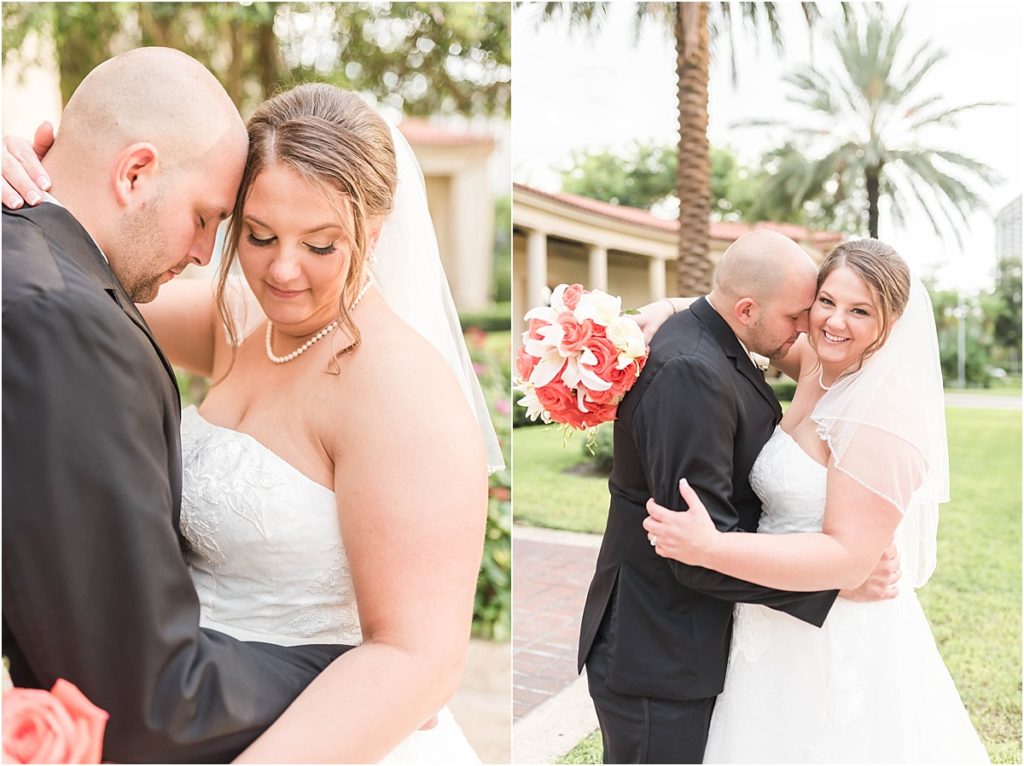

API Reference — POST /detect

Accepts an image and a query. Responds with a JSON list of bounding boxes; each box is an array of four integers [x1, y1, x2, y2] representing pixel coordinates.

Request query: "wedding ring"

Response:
[[649, 534, 658, 547]]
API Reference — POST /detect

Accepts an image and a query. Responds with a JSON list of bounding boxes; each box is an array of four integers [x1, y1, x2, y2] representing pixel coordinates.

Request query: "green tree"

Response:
[[989, 254, 1022, 373], [2, 2, 510, 117], [929, 285, 994, 387], [748, 6, 999, 241], [559, 141, 766, 223], [560, 141, 676, 210], [531, 1, 823, 294]]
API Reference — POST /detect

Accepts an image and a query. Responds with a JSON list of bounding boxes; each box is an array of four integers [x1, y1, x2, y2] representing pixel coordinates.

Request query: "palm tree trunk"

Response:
[[866, 164, 881, 238], [674, 2, 712, 295]]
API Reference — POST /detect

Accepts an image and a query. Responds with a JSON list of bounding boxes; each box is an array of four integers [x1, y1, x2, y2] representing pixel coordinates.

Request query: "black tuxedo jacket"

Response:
[[578, 298, 838, 701], [2, 203, 350, 763]]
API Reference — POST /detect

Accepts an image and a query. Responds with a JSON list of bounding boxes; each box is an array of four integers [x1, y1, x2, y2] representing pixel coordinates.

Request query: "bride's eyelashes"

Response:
[[247, 232, 275, 248], [245, 231, 337, 255]]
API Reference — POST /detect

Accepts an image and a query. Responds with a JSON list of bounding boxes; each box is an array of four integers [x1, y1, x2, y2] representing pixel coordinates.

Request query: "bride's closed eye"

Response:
[[246, 231, 336, 255], [247, 232, 275, 247]]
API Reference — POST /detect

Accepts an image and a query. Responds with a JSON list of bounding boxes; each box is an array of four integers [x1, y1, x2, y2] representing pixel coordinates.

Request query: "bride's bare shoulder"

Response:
[[318, 306, 478, 444]]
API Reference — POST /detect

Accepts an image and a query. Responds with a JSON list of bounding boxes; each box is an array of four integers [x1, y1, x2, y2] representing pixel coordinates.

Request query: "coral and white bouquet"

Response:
[[515, 283, 648, 431]]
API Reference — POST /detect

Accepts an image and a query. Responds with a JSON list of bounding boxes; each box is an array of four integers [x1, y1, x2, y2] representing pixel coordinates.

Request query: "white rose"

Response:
[[575, 289, 622, 326], [607, 316, 646, 358]]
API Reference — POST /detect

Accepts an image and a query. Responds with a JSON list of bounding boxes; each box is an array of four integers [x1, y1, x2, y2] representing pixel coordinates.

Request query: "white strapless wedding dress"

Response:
[[178, 406, 480, 764], [704, 426, 989, 763]]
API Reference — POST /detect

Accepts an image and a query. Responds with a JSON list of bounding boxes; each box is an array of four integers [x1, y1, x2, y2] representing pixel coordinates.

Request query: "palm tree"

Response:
[[747, 6, 1000, 241], [532, 2, 822, 294]]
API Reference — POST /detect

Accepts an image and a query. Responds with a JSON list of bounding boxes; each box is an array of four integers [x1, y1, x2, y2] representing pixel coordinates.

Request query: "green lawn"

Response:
[[512, 425, 611, 533], [520, 408, 1022, 764]]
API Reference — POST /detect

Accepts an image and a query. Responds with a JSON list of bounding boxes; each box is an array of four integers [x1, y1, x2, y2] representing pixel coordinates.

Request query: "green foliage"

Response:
[[748, 5, 1000, 240], [929, 286, 996, 386], [459, 302, 511, 333], [768, 377, 797, 402], [464, 329, 512, 640], [581, 422, 614, 472], [989, 254, 1022, 373], [492, 194, 512, 303], [560, 141, 676, 210], [558, 142, 777, 223], [558, 407, 1022, 764], [2, 2, 510, 117]]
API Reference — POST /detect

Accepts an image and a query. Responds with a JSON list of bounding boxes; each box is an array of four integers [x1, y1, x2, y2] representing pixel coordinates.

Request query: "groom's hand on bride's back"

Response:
[[2, 122, 54, 209], [839, 542, 900, 602]]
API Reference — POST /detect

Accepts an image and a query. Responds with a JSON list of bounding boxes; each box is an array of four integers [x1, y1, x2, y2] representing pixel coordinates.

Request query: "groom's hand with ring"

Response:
[[2, 122, 54, 209], [839, 542, 901, 602]]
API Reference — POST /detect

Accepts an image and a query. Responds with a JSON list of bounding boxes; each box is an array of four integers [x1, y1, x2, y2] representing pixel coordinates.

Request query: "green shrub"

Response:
[[463, 328, 512, 640], [582, 422, 614, 472], [769, 378, 797, 402], [459, 302, 511, 333]]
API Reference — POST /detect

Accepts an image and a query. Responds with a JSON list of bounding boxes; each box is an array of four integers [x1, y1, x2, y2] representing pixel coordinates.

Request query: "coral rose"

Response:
[[515, 345, 538, 380], [556, 312, 594, 355], [561, 283, 584, 311], [3, 679, 108, 764]]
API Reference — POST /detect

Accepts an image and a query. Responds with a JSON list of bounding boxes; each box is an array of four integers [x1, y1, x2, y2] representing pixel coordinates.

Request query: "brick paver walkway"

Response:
[[512, 528, 601, 720]]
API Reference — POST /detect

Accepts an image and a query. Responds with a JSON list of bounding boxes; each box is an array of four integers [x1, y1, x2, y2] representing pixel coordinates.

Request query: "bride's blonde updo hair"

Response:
[[215, 82, 398, 365], [816, 238, 911, 363]]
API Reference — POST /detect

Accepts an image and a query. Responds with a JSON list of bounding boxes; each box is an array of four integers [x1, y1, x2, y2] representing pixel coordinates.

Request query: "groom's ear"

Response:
[[733, 297, 757, 327], [111, 143, 160, 208]]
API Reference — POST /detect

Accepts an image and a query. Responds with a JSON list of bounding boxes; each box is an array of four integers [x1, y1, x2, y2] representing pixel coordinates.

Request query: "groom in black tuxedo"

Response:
[[3, 49, 350, 762], [578, 232, 841, 763]]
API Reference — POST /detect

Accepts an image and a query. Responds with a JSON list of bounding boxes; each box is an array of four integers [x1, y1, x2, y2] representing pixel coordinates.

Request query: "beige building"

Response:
[[400, 119, 497, 310], [512, 183, 843, 334]]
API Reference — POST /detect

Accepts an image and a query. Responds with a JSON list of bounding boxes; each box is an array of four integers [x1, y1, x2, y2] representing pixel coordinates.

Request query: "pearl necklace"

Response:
[[818, 368, 835, 391], [265, 275, 372, 364]]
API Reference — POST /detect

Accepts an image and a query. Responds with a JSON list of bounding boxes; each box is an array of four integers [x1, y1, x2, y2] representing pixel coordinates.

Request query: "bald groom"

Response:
[[3, 48, 350, 762], [577, 231, 840, 763]]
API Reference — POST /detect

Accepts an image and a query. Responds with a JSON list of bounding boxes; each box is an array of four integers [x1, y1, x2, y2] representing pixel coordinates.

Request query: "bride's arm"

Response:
[[644, 470, 902, 592], [137, 278, 219, 376], [235, 335, 487, 763]]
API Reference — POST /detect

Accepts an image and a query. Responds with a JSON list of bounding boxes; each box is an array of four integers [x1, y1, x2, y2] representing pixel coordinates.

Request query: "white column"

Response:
[[527, 229, 548, 309], [588, 243, 608, 292], [648, 256, 667, 301]]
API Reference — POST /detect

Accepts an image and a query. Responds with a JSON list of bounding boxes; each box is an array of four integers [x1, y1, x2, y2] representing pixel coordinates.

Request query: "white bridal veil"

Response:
[[811, 278, 948, 587], [372, 123, 505, 474]]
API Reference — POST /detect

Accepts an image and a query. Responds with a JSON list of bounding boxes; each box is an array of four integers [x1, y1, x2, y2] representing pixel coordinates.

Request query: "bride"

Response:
[[640, 240, 988, 763], [5, 83, 502, 763]]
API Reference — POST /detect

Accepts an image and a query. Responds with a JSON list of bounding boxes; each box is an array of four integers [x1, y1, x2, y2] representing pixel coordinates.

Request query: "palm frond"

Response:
[[906, 100, 1006, 132]]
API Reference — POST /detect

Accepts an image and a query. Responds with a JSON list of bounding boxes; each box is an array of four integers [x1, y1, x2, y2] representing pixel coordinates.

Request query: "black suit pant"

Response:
[[585, 630, 715, 764]]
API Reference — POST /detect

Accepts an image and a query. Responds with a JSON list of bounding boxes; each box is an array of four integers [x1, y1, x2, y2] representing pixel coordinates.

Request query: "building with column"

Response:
[[399, 119, 497, 311], [512, 183, 843, 334]]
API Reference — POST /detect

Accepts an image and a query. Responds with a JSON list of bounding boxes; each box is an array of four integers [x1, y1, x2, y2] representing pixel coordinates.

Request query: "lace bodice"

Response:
[[179, 406, 361, 645], [750, 425, 827, 535]]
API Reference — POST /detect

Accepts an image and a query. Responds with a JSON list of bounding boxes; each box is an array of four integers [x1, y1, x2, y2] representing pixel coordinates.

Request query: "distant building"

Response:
[[995, 195, 1022, 262], [512, 183, 843, 334]]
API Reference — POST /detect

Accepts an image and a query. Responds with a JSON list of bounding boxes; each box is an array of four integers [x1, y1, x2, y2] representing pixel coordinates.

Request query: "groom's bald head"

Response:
[[709, 230, 819, 359], [56, 46, 246, 172], [43, 47, 250, 302]]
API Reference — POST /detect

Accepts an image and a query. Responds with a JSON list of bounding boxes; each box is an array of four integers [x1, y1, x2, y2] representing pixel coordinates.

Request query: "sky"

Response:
[[512, 1, 1024, 291]]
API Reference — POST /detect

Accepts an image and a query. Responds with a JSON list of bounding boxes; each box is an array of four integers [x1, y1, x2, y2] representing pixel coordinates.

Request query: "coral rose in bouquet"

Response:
[[2, 662, 109, 765], [515, 284, 648, 432]]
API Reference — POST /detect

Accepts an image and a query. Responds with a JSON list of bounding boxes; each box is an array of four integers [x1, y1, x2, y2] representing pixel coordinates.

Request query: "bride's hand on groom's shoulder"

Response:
[[2, 122, 54, 209], [643, 478, 720, 566]]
